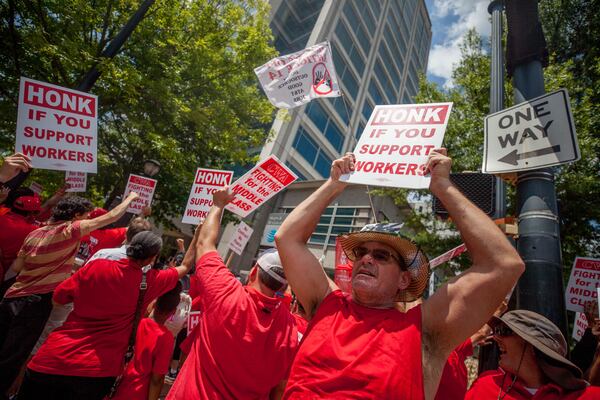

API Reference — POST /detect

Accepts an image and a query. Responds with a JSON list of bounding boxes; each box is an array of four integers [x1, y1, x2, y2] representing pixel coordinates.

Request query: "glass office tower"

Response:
[[262, 0, 432, 180]]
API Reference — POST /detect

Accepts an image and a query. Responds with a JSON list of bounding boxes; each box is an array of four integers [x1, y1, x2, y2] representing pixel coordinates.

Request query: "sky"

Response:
[[424, 0, 491, 88]]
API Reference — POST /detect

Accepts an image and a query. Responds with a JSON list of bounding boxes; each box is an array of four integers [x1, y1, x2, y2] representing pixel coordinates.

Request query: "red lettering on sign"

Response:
[[24, 81, 96, 117], [577, 259, 600, 271], [258, 158, 296, 185]]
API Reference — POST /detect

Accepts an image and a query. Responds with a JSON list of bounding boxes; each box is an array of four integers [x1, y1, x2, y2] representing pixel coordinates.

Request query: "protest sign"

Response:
[[15, 77, 98, 173], [342, 102, 453, 189], [565, 257, 600, 312], [123, 174, 157, 214], [29, 182, 43, 195], [187, 311, 201, 334], [65, 171, 86, 192], [261, 213, 287, 247], [572, 312, 588, 342], [182, 168, 233, 225], [254, 41, 340, 108], [225, 156, 297, 218], [429, 243, 467, 269], [228, 222, 254, 256]]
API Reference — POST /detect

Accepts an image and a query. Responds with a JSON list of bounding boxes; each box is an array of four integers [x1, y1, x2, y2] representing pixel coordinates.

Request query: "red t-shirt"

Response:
[[166, 251, 299, 400], [465, 369, 600, 399], [88, 227, 127, 257], [283, 290, 424, 399], [435, 338, 473, 400], [111, 318, 174, 400], [0, 211, 37, 278], [28, 258, 179, 377]]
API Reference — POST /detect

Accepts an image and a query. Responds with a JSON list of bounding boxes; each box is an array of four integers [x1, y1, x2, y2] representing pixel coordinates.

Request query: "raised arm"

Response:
[[275, 154, 354, 317], [175, 225, 201, 278], [195, 188, 235, 260], [422, 149, 524, 354], [79, 192, 139, 236]]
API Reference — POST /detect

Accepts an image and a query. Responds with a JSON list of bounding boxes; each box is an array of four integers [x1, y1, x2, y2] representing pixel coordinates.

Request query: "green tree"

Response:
[[383, 26, 599, 277], [0, 0, 277, 225]]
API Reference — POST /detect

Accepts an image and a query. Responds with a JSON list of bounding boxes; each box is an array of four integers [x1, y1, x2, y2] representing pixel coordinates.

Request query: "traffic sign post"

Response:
[[483, 89, 579, 174]]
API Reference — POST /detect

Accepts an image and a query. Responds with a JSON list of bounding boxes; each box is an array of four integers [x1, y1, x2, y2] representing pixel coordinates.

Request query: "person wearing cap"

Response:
[[0, 192, 139, 396], [17, 231, 193, 400], [275, 150, 525, 399], [0, 188, 41, 285], [167, 188, 299, 400], [465, 309, 600, 399]]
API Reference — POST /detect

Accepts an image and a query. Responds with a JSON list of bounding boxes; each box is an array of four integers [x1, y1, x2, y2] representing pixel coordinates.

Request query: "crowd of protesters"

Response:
[[1, 150, 600, 400]]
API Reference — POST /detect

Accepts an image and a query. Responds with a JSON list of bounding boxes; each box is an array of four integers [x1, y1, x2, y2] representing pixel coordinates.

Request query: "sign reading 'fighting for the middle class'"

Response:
[[342, 102, 453, 189]]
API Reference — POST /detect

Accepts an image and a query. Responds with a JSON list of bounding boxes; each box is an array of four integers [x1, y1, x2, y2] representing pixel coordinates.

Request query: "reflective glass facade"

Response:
[[269, 0, 431, 180]]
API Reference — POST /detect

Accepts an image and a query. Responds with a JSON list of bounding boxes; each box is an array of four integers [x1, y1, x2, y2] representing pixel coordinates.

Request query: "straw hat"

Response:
[[338, 223, 430, 302]]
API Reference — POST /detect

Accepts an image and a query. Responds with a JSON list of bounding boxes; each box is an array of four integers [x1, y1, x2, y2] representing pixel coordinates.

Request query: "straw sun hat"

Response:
[[338, 223, 430, 302]]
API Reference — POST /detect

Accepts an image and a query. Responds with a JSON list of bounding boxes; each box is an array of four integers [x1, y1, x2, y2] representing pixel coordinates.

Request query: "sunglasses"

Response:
[[352, 246, 402, 266], [493, 324, 513, 337]]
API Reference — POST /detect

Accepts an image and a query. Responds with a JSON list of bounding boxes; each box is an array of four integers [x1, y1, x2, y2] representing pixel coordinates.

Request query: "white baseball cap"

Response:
[[256, 249, 287, 286]]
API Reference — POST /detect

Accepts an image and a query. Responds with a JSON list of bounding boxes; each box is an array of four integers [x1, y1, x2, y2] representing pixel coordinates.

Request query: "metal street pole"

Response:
[[504, 0, 568, 336], [76, 0, 157, 92], [479, 0, 505, 373]]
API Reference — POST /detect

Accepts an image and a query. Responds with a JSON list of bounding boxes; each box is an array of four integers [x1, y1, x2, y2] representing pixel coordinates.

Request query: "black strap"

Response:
[[107, 270, 148, 398]]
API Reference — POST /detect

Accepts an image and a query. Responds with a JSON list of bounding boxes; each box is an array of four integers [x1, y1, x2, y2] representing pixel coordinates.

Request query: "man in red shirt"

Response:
[[112, 282, 183, 400], [18, 230, 194, 400], [466, 310, 600, 399], [0, 192, 139, 396], [167, 189, 299, 400], [275, 150, 525, 399]]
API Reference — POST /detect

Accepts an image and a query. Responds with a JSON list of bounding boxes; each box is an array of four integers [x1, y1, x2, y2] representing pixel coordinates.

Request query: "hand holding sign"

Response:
[[212, 186, 236, 208], [0, 152, 32, 183], [424, 148, 452, 192], [331, 153, 355, 182], [125, 191, 140, 202]]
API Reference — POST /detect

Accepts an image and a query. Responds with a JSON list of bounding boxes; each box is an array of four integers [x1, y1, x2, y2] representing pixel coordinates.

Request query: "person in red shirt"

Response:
[[275, 151, 525, 399], [167, 189, 299, 400], [112, 282, 183, 400], [17, 230, 195, 400], [466, 309, 600, 399], [0, 188, 40, 284], [85, 208, 128, 257]]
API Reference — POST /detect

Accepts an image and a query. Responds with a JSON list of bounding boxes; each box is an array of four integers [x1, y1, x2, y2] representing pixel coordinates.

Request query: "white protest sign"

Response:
[[572, 312, 588, 342], [65, 171, 86, 192], [182, 168, 233, 225], [225, 156, 297, 218], [342, 102, 453, 188], [123, 174, 157, 214], [29, 182, 43, 195], [254, 41, 341, 108], [483, 89, 579, 174], [261, 213, 288, 247], [15, 77, 98, 173], [187, 311, 201, 334], [228, 222, 254, 256], [565, 257, 600, 313]]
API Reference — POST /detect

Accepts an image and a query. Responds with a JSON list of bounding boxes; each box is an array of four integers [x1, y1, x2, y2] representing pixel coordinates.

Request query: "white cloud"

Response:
[[427, 0, 491, 87]]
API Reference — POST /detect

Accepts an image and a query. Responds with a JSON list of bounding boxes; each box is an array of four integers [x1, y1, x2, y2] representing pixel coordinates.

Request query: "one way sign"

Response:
[[483, 89, 580, 174]]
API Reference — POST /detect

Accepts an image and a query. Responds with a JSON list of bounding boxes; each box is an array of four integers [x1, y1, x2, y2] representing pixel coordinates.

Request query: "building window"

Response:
[[305, 101, 345, 152], [292, 125, 334, 178], [285, 162, 307, 181], [355, 121, 365, 139], [362, 99, 373, 121], [331, 42, 361, 99], [279, 206, 371, 248], [368, 79, 385, 105], [326, 97, 350, 125]]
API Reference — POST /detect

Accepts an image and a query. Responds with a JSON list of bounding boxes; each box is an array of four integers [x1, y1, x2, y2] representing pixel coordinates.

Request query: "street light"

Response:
[[143, 159, 161, 177]]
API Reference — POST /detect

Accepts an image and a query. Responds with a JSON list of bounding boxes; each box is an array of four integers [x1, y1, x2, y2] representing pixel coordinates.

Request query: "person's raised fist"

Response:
[[425, 148, 452, 192], [213, 187, 236, 208], [0, 153, 32, 183], [330, 152, 355, 182]]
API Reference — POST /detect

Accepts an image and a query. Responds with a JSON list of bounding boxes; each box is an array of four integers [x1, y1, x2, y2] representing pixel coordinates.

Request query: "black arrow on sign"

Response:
[[498, 145, 561, 165]]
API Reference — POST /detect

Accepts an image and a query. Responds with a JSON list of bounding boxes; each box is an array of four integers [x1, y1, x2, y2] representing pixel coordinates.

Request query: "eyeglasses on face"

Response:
[[352, 246, 401, 265], [493, 324, 513, 337]]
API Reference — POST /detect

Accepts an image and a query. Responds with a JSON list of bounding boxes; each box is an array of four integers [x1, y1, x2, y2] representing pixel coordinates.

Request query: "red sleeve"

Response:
[[152, 331, 175, 375], [53, 270, 80, 304], [180, 324, 200, 355], [70, 220, 82, 240], [188, 275, 201, 299], [146, 267, 179, 303], [455, 338, 473, 361], [194, 251, 241, 310]]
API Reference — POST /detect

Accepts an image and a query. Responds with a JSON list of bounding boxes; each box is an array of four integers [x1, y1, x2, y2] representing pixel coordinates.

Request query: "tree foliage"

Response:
[[384, 18, 599, 277], [0, 0, 277, 225]]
